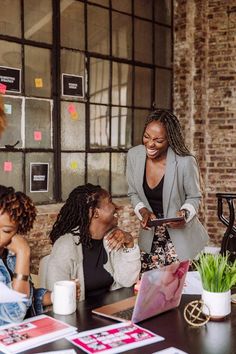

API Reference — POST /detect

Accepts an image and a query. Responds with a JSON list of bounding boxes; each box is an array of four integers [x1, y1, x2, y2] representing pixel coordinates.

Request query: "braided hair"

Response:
[[0, 185, 36, 234], [143, 109, 191, 156], [49, 183, 105, 246]]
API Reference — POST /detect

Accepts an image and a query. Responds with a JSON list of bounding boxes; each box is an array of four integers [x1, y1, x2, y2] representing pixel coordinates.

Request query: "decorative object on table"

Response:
[[183, 300, 210, 327], [216, 192, 236, 262], [193, 252, 236, 320]]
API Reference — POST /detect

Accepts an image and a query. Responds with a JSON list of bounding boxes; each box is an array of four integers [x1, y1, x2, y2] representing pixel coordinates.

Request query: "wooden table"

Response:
[[23, 287, 236, 354]]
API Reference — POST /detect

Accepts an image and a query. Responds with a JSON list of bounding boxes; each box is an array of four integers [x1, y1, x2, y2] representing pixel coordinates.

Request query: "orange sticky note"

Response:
[[70, 111, 78, 120], [0, 83, 7, 94], [70, 161, 78, 170], [4, 161, 12, 172], [34, 131, 42, 141], [35, 78, 43, 88]]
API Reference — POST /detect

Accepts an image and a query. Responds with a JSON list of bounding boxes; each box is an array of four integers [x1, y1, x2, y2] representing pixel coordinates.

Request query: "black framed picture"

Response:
[[30, 163, 49, 192], [62, 73, 84, 98], [0, 66, 21, 93]]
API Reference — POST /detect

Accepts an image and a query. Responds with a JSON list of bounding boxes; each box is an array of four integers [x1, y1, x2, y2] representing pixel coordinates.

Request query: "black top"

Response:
[[143, 168, 164, 218], [82, 239, 114, 297]]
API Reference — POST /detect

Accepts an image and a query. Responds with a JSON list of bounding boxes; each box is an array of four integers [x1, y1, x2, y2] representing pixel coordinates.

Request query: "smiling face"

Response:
[[0, 210, 18, 250], [143, 121, 169, 160], [96, 191, 118, 230]]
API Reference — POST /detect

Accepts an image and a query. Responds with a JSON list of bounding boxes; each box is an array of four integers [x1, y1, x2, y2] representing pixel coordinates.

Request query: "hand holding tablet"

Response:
[[147, 216, 185, 227]]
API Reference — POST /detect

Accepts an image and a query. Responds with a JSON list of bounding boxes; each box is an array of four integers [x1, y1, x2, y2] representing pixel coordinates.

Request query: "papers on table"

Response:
[[182, 271, 203, 295], [0, 282, 27, 303], [0, 314, 77, 354], [153, 347, 188, 354], [67, 322, 164, 354], [36, 351, 76, 354]]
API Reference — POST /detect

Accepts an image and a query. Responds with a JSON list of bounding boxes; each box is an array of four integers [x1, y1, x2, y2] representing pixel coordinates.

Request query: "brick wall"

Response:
[[174, 0, 236, 246]]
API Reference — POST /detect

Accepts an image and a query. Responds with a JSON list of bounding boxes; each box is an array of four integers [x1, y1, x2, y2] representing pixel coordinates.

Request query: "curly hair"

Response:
[[50, 183, 106, 246], [0, 185, 36, 234], [143, 109, 191, 156]]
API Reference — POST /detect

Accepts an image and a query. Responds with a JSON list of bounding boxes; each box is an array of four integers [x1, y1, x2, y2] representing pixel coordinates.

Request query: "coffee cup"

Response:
[[52, 280, 76, 315]]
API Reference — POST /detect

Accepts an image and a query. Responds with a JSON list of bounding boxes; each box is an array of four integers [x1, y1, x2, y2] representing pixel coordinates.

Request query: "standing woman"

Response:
[[0, 186, 52, 325], [127, 109, 209, 272], [45, 183, 140, 300]]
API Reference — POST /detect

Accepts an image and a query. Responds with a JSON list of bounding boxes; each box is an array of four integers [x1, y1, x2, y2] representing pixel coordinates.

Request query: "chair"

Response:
[[38, 255, 50, 288]]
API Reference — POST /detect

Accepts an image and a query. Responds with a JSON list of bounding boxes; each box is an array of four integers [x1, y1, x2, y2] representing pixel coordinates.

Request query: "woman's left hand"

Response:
[[104, 228, 134, 251], [167, 210, 186, 229]]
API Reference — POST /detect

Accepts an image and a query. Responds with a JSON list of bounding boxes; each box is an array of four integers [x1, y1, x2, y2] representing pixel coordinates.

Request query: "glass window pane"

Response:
[[90, 104, 109, 148], [134, 19, 152, 63], [61, 49, 85, 100], [112, 12, 132, 59], [87, 153, 109, 190], [25, 152, 54, 203], [111, 107, 131, 149], [25, 46, 51, 98], [0, 152, 23, 191], [24, 0, 52, 44], [90, 0, 109, 6], [155, 25, 172, 67], [112, 0, 132, 13], [0, 0, 21, 37], [134, 0, 152, 19], [25, 99, 52, 149], [61, 152, 85, 201], [155, 68, 172, 109], [0, 41, 22, 71], [0, 97, 22, 148], [134, 66, 152, 108], [61, 0, 84, 50], [90, 58, 109, 104], [155, 0, 172, 25], [61, 101, 85, 150], [112, 62, 132, 106], [133, 108, 150, 146], [111, 153, 128, 196], [88, 5, 109, 55]]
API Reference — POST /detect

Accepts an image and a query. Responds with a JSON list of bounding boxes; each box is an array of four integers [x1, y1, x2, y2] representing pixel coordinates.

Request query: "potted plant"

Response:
[[193, 252, 236, 320]]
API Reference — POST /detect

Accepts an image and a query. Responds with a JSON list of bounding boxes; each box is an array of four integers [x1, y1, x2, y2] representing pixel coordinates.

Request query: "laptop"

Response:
[[92, 260, 190, 323]]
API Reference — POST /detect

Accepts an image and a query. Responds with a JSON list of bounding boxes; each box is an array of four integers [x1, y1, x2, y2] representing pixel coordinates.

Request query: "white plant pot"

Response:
[[202, 289, 231, 320]]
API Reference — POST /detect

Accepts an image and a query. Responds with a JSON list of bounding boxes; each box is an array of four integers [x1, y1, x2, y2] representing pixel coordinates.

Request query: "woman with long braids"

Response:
[[0, 185, 52, 325], [127, 109, 209, 272], [45, 183, 141, 300]]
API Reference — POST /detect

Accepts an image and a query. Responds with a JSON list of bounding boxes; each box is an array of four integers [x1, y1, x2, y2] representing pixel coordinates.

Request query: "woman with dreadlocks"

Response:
[[45, 183, 141, 301], [127, 109, 209, 272], [0, 185, 52, 325]]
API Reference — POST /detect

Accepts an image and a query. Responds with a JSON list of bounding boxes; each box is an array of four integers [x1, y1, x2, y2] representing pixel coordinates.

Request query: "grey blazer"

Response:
[[127, 145, 209, 260]]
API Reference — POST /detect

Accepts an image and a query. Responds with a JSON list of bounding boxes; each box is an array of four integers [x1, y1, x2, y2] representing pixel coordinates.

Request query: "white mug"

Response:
[[53, 280, 76, 315]]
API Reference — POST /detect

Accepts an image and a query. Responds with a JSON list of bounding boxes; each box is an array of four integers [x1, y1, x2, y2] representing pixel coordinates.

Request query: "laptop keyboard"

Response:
[[112, 307, 134, 320]]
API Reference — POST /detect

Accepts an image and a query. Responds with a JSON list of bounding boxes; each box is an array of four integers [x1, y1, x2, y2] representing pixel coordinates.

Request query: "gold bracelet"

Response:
[[13, 273, 30, 281]]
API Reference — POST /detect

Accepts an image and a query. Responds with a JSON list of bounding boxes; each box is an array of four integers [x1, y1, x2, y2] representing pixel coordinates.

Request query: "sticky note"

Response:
[[4, 161, 12, 172], [34, 78, 43, 88], [70, 161, 78, 170], [34, 131, 42, 141], [4, 104, 12, 115], [68, 103, 76, 114], [70, 111, 78, 120], [0, 83, 7, 94]]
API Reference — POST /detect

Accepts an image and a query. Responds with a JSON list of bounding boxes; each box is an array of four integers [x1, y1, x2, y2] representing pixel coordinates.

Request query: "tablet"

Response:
[[147, 216, 185, 227]]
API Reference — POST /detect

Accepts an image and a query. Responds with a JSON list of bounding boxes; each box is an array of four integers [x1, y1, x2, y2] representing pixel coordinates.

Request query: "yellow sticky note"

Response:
[[70, 161, 78, 170], [35, 78, 43, 88], [70, 111, 78, 120]]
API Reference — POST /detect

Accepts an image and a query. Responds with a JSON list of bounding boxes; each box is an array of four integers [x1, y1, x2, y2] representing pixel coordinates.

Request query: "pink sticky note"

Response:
[[68, 103, 76, 114], [34, 131, 42, 141], [4, 161, 12, 172], [0, 83, 7, 94]]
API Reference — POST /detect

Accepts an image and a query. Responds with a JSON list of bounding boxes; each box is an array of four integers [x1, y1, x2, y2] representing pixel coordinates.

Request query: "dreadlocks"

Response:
[[0, 185, 36, 234], [49, 183, 105, 246], [143, 109, 191, 156]]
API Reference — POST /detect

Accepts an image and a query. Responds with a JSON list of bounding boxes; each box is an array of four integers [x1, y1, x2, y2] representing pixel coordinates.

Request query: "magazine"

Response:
[[66, 322, 164, 354], [0, 314, 77, 354]]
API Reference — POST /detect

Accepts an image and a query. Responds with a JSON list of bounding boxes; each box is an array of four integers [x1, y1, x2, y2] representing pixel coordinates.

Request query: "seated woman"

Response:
[[45, 183, 141, 300], [0, 185, 52, 326]]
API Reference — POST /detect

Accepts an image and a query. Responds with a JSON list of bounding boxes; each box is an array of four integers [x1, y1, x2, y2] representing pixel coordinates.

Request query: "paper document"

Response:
[[182, 271, 203, 295], [36, 351, 76, 354], [0, 282, 27, 303]]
